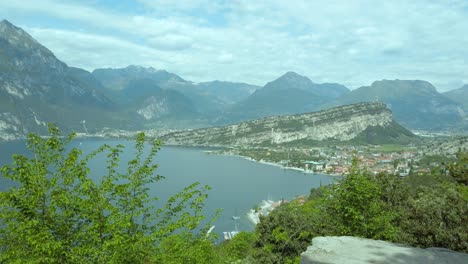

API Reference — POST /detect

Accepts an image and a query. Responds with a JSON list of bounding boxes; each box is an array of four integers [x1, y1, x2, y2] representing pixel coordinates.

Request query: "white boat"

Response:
[[205, 226, 215, 238], [247, 199, 282, 225], [232, 209, 241, 220], [223, 231, 239, 240], [223, 220, 239, 240]]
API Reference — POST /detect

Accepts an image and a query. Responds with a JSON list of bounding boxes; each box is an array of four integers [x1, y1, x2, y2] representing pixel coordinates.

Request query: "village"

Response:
[[214, 144, 446, 177], [76, 127, 461, 178]]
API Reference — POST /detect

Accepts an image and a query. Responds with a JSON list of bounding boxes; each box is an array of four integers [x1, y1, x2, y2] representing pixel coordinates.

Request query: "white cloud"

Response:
[[1, 0, 467, 90], [136, 0, 226, 13], [149, 33, 193, 51], [25, 27, 172, 71], [217, 52, 233, 64]]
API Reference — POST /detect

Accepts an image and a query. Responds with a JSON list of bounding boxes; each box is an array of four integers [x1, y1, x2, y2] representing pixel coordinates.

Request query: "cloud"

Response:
[[25, 27, 172, 71], [217, 52, 233, 63], [1, 0, 467, 90], [136, 0, 226, 13], [148, 33, 193, 51]]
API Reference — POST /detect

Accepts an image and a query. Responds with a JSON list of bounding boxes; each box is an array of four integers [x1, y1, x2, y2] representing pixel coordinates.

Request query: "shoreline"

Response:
[[0, 135, 343, 177], [205, 150, 343, 177]]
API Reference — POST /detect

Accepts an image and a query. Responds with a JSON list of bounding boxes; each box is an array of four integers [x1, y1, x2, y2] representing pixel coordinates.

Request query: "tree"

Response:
[[322, 157, 399, 241], [155, 233, 220, 264], [219, 231, 256, 262], [0, 125, 214, 263], [253, 201, 317, 264], [446, 150, 468, 185], [397, 182, 468, 252]]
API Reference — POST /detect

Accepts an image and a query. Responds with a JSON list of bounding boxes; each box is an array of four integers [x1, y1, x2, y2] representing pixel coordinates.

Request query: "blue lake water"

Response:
[[0, 139, 336, 238]]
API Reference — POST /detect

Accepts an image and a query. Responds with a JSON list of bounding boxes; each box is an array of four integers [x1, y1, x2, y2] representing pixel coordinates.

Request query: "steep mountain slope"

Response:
[[443, 85, 468, 110], [223, 72, 349, 123], [92, 66, 185, 91], [0, 20, 136, 138], [163, 102, 415, 147], [92, 66, 226, 117], [332, 80, 465, 130], [196, 81, 259, 105], [119, 79, 197, 121]]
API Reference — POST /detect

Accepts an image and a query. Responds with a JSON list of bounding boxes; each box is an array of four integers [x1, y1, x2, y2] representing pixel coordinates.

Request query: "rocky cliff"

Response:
[[331, 79, 465, 130], [163, 102, 415, 147]]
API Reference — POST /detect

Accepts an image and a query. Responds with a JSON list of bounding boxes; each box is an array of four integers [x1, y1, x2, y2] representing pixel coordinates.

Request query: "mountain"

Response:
[[162, 102, 415, 147], [119, 79, 197, 121], [92, 66, 226, 118], [196, 81, 259, 105], [331, 80, 465, 130], [443, 85, 468, 110], [92, 65, 186, 91], [223, 72, 349, 123], [0, 20, 137, 138]]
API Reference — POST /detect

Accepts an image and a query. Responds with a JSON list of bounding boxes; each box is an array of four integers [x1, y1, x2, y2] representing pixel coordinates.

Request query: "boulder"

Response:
[[300, 236, 468, 264]]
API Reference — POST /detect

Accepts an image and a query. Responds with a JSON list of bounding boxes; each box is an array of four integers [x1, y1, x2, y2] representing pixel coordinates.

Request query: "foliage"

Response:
[[155, 233, 220, 264], [1, 124, 466, 262], [218, 231, 256, 262], [248, 152, 468, 262], [252, 201, 319, 264], [321, 157, 400, 240], [397, 182, 468, 252], [445, 151, 468, 185], [0, 124, 213, 263]]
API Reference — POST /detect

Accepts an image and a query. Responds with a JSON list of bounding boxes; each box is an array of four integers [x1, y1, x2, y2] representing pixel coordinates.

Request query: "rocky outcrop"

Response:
[[332, 79, 465, 130], [300, 236, 468, 264], [163, 102, 414, 146]]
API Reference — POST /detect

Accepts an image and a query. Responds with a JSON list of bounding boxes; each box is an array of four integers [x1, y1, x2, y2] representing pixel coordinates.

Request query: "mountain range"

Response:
[[221, 71, 350, 123], [0, 19, 467, 140], [443, 85, 468, 111], [329, 80, 466, 130], [0, 19, 139, 138]]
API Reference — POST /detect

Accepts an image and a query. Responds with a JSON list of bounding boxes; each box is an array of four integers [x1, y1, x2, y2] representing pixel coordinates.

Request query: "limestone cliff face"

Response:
[[163, 102, 410, 146]]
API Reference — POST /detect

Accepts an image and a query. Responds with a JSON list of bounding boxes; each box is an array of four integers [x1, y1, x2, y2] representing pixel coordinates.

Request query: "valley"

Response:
[[1, 1, 468, 262]]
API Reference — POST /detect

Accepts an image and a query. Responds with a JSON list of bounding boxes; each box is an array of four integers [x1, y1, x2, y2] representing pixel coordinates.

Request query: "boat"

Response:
[[247, 199, 282, 225], [205, 225, 215, 238], [223, 221, 239, 240], [232, 208, 240, 220]]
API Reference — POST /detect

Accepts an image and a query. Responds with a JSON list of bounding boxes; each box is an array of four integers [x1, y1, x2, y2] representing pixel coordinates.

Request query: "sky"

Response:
[[0, 0, 467, 91]]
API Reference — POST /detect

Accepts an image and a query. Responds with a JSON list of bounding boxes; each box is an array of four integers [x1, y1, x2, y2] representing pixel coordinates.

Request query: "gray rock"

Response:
[[300, 236, 468, 264]]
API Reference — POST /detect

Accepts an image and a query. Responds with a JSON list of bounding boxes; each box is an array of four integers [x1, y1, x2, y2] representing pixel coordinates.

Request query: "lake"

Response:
[[0, 139, 336, 239]]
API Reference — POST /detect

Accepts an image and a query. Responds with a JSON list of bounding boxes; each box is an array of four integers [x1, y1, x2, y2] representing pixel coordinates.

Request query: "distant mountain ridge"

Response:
[[222, 71, 350, 123], [163, 102, 415, 147], [330, 79, 465, 130], [0, 19, 136, 138], [120, 79, 197, 121], [443, 84, 468, 110], [92, 65, 186, 91], [1, 20, 467, 141], [196, 81, 258, 105], [92, 66, 252, 121]]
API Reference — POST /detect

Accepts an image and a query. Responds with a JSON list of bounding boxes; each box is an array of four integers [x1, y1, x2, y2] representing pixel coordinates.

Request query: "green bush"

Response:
[[219, 231, 256, 262], [0, 125, 214, 263], [321, 159, 400, 241]]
